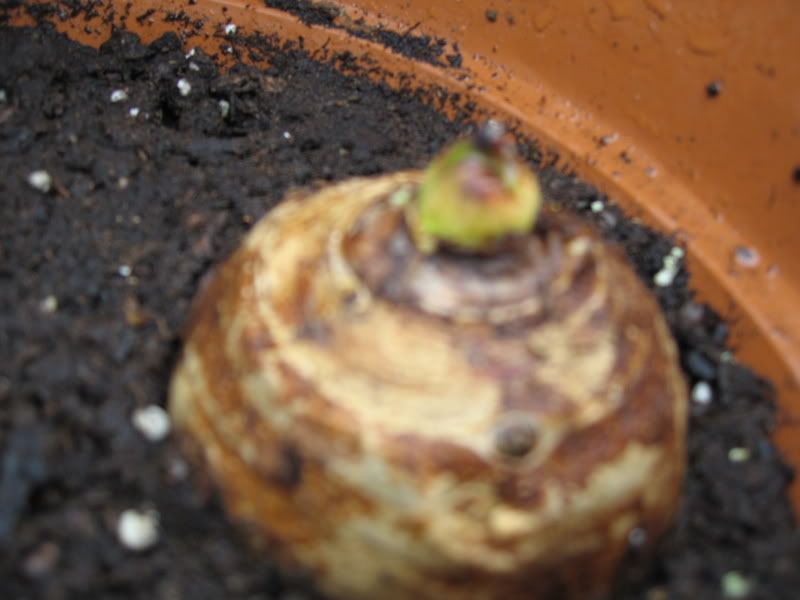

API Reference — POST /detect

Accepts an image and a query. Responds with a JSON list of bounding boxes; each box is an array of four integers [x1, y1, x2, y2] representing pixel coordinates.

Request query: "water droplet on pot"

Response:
[[733, 246, 759, 268]]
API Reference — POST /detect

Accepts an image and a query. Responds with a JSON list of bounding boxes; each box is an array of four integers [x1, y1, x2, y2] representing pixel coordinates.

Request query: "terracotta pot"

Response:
[[13, 0, 799, 507]]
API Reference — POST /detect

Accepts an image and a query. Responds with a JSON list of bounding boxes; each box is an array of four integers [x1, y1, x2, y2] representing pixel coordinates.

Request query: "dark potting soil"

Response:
[[0, 20, 799, 600]]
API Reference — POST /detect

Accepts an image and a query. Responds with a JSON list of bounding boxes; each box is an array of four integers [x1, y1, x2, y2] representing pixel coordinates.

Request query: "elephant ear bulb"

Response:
[[169, 121, 688, 600]]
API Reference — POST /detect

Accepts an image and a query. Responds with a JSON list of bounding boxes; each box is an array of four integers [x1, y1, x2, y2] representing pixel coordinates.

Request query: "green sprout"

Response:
[[408, 121, 542, 253]]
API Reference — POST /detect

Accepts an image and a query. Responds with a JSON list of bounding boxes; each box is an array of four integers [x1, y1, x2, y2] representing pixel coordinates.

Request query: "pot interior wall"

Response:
[[10, 0, 800, 508]]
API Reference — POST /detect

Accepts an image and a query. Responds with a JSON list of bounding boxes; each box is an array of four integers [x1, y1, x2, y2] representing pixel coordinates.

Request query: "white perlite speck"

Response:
[[599, 132, 618, 146], [27, 170, 52, 193], [691, 381, 713, 405], [283, 131, 292, 140], [177, 78, 192, 97], [653, 248, 684, 287], [224, 23, 237, 35], [734, 245, 760, 268], [218, 99, 231, 118], [590, 200, 604, 213], [185, 47, 196, 59], [728, 447, 751, 463], [132, 405, 171, 442], [188, 62, 200, 72], [129, 107, 140, 118], [117, 509, 159, 551], [110, 89, 128, 103], [0, 89, 7, 103], [721, 571, 751, 598], [118, 265, 132, 278], [653, 268, 676, 287], [40, 295, 58, 314]]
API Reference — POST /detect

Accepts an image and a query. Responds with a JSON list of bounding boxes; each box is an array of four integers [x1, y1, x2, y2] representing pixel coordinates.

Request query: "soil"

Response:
[[1, 15, 799, 600]]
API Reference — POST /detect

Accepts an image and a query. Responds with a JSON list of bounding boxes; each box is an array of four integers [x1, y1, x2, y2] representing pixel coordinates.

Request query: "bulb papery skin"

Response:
[[170, 172, 687, 600]]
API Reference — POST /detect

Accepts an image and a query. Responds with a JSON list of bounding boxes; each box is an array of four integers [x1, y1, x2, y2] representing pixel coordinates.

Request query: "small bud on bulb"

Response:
[[411, 121, 542, 253]]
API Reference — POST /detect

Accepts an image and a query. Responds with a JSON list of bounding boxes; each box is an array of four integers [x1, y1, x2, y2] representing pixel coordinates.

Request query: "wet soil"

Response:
[[1, 16, 799, 600]]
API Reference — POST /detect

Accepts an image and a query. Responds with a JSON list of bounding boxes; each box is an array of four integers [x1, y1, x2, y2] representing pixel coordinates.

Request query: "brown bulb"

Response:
[[170, 170, 687, 600]]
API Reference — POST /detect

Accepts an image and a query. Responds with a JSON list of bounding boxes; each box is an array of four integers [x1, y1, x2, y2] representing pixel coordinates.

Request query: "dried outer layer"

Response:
[[169, 172, 688, 600]]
